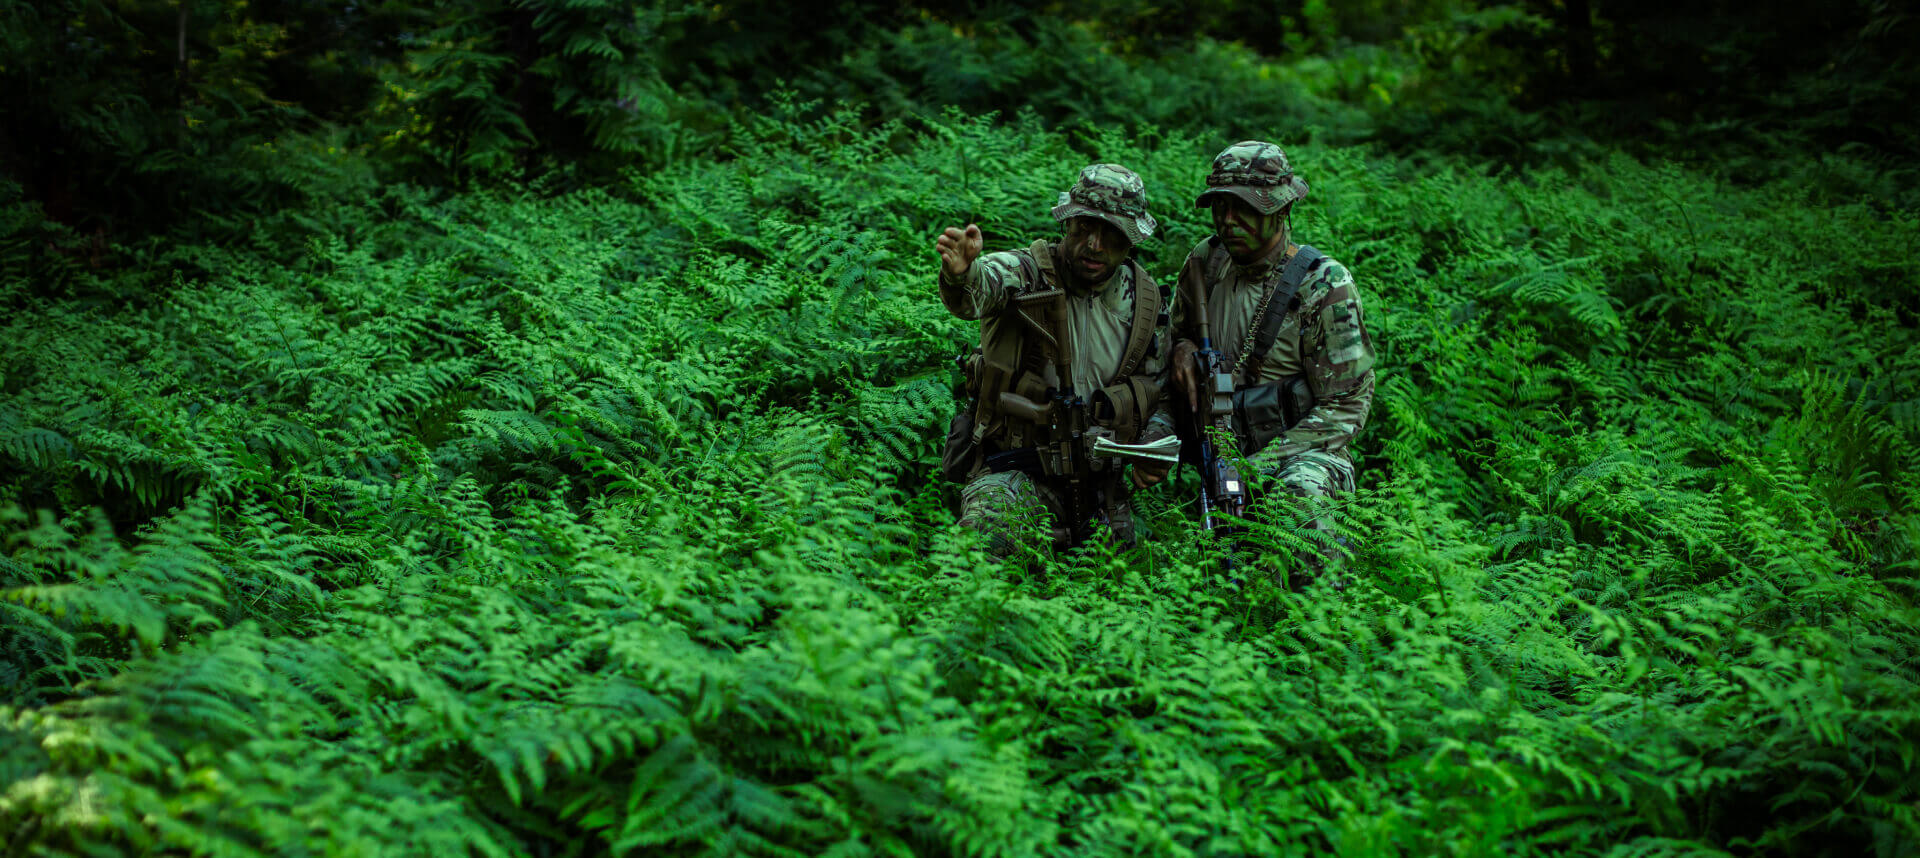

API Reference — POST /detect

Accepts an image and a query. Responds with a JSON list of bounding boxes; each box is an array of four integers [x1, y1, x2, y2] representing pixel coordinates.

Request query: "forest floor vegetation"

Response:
[[3, 10, 1918, 855]]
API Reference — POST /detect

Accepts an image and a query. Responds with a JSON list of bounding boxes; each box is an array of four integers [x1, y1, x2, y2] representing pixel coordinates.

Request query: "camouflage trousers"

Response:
[[957, 469, 1135, 558], [1243, 447, 1355, 585]]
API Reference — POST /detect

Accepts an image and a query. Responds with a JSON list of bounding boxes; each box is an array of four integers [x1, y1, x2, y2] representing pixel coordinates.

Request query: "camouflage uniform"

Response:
[[942, 165, 1174, 557], [1172, 142, 1377, 579]]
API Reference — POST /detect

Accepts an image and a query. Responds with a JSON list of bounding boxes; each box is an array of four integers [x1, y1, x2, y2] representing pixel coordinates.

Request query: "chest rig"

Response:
[[964, 240, 1163, 474], [1196, 238, 1326, 456]]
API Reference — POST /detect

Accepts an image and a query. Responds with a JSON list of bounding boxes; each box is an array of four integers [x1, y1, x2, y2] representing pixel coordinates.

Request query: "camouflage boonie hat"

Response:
[[1050, 163, 1157, 245], [1194, 141, 1310, 214]]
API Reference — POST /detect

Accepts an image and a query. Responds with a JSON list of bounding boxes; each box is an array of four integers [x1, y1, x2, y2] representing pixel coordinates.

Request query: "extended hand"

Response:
[[1169, 339, 1201, 415], [936, 224, 983, 280]]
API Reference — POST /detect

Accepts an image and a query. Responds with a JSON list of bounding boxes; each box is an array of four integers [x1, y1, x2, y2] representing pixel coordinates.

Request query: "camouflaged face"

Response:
[[1051, 163, 1158, 245], [1194, 140, 1311, 214]]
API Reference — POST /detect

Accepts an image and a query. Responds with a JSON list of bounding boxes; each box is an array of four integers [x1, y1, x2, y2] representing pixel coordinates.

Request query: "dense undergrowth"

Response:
[[4, 5, 1920, 854], [5, 99, 1916, 854]]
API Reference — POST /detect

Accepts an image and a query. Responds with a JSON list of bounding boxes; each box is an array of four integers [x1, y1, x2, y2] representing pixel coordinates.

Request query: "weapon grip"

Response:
[[997, 391, 1055, 424], [1209, 371, 1235, 421]]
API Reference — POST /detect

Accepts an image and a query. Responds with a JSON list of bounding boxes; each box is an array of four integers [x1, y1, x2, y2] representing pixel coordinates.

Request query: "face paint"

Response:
[[1062, 216, 1129, 285], [1211, 198, 1288, 263]]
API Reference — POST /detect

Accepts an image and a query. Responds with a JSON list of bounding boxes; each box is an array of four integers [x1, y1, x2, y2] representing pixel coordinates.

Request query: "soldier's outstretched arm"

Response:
[[935, 225, 1032, 320]]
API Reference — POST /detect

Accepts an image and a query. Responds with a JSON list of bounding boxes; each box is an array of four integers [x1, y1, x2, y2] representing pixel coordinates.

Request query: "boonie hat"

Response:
[[1051, 163, 1158, 245], [1194, 141, 1310, 214]]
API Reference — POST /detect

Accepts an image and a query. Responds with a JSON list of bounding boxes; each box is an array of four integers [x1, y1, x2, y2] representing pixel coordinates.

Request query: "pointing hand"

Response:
[[936, 224, 983, 280]]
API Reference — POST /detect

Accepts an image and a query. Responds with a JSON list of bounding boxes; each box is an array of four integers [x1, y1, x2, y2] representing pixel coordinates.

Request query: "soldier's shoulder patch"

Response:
[[1300, 270, 1338, 303], [1314, 258, 1351, 286], [1302, 258, 1355, 304]]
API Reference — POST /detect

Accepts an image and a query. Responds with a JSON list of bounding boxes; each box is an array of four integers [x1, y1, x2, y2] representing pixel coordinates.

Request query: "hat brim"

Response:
[[1194, 177, 1309, 214], [1051, 201, 1156, 245]]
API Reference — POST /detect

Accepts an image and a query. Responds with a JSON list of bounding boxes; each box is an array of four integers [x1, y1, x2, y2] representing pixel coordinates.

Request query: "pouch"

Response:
[[1231, 374, 1315, 456]]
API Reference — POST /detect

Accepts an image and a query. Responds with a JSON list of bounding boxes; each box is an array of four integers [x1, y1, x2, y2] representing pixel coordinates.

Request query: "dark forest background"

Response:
[[6, 0, 1914, 258]]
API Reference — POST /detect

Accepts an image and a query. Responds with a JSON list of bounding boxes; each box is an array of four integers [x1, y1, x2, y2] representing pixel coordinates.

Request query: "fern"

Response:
[[4, 72, 1918, 857]]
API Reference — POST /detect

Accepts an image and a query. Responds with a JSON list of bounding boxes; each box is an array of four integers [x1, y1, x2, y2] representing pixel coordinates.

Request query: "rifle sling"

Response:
[[1240, 244, 1324, 382], [1022, 239, 1072, 385]]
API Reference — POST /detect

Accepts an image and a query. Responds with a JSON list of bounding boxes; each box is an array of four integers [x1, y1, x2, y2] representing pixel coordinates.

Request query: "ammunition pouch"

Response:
[[942, 350, 984, 484], [1230, 374, 1315, 456], [1091, 376, 1161, 443]]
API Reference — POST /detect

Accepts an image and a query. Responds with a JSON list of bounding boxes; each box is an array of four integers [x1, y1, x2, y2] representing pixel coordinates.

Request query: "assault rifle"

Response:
[[1191, 335, 1249, 532], [1167, 272, 1259, 572], [994, 389, 1096, 544]]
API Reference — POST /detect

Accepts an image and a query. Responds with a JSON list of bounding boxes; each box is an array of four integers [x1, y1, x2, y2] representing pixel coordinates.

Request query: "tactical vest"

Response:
[[1195, 238, 1327, 456], [961, 240, 1164, 474]]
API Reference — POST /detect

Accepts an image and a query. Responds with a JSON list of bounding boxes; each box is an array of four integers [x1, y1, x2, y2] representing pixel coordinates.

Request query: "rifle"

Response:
[[1188, 283, 1249, 535], [995, 389, 1096, 544]]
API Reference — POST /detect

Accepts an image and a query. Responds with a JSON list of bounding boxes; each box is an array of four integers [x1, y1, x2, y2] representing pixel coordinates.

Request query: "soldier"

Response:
[[1168, 141, 1377, 584], [936, 164, 1175, 557]]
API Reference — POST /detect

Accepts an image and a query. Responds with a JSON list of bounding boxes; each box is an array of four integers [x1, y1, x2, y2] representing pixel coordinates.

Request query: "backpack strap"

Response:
[[1202, 235, 1233, 296], [1114, 259, 1162, 381], [1195, 235, 1235, 347], [969, 242, 1068, 449], [1241, 244, 1325, 381], [1019, 239, 1071, 384]]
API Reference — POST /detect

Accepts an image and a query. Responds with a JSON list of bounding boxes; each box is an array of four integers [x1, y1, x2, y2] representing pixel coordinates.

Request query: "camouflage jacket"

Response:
[[1170, 237, 1375, 462], [941, 241, 1174, 450]]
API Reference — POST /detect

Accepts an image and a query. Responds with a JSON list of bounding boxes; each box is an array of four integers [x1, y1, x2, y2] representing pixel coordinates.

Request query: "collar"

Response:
[[1231, 240, 1297, 281]]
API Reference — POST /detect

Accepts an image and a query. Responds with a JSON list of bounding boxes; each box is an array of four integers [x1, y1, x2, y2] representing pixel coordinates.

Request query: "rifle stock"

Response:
[[996, 391, 1055, 424]]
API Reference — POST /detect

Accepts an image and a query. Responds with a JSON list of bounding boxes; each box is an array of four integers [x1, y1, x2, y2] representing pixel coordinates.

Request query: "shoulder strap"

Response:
[[1023, 238, 1060, 293], [1115, 260, 1162, 380], [1014, 239, 1071, 387], [1244, 244, 1325, 376], [970, 243, 1065, 444], [1202, 235, 1233, 289]]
